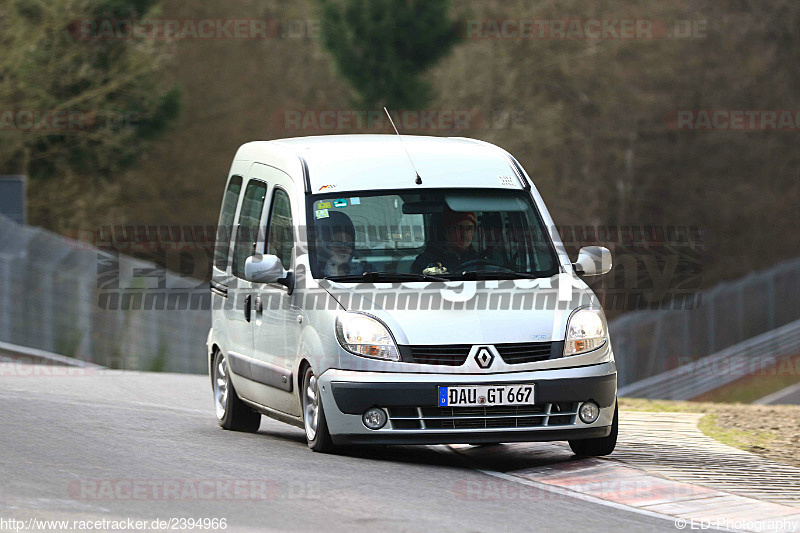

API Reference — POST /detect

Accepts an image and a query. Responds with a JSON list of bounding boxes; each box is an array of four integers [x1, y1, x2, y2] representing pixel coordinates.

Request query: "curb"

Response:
[[450, 410, 800, 533]]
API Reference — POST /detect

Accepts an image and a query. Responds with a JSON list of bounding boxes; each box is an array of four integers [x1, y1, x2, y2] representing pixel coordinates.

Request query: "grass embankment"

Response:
[[619, 398, 800, 468]]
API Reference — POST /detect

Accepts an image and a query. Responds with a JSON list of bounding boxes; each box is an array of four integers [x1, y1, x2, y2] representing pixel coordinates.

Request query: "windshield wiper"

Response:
[[444, 271, 541, 280], [324, 271, 448, 282]]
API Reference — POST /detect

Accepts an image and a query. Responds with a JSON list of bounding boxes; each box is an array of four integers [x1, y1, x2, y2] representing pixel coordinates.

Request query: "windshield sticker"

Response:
[[315, 209, 329, 219], [318, 184, 336, 191], [316, 201, 331, 209], [333, 198, 348, 208], [350, 197, 361, 205], [498, 176, 516, 187]]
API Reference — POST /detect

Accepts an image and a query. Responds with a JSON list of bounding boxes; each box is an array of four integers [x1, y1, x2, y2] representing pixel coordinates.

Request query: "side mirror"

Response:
[[573, 246, 612, 276], [245, 254, 288, 284]]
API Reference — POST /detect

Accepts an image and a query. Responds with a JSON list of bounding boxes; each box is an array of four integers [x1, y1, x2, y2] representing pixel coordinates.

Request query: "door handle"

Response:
[[254, 295, 263, 313], [244, 294, 252, 322]]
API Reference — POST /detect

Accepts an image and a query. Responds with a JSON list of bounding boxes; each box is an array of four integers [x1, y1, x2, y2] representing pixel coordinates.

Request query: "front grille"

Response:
[[399, 345, 472, 366], [496, 342, 554, 364], [398, 342, 557, 366], [385, 402, 578, 430]]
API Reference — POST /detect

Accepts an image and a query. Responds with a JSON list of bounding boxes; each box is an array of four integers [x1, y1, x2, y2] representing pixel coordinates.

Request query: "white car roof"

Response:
[[235, 134, 527, 194]]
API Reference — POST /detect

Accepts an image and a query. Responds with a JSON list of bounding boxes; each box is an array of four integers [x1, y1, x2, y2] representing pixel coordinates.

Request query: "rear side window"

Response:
[[232, 180, 267, 279], [214, 176, 243, 271], [266, 188, 294, 269]]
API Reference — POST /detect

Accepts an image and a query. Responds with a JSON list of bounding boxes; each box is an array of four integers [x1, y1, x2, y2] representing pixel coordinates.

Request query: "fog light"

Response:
[[362, 407, 387, 430], [579, 401, 600, 424]]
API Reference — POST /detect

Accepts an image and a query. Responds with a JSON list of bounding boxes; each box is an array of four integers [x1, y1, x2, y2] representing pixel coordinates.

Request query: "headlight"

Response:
[[336, 313, 400, 361], [564, 308, 607, 356]]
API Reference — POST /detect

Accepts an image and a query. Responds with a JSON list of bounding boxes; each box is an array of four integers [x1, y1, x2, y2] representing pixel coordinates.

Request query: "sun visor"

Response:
[[444, 193, 528, 212]]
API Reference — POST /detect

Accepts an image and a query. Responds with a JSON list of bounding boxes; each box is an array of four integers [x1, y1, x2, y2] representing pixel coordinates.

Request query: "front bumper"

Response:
[[317, 361, 617, 445]]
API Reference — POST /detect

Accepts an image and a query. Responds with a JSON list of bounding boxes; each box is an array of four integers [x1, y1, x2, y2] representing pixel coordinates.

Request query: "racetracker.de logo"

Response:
[[665, 109, 800, 131], [68, 18, 317, 40], [273, 109, 497, 132], [0, 110, 101, 132], [0, 361, 98, 377], [67, 479, 320, 501], [464, 19, 707, 40]]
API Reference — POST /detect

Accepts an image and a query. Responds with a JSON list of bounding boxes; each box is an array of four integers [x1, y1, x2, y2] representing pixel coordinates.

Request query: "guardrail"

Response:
[[0, 339, 102, 367], [618, 318, 800, 400]]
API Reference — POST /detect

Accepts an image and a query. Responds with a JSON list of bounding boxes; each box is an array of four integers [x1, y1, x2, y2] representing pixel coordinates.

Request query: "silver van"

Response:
[[207, 134, 617, 455]]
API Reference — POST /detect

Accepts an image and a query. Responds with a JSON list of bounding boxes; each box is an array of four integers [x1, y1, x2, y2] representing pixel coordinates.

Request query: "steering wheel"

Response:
[[453, 258, 513, 273]]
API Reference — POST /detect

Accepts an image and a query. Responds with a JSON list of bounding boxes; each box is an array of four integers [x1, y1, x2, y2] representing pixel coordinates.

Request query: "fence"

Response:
[[0, 214, 209, 373], [618, 318, 800, 399], [610, 255, 800, 387]]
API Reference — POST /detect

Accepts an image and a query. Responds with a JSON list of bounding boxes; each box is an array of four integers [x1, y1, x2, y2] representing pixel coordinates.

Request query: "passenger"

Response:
[[412, 210, 478, 274], [314, 211, 363, 277]]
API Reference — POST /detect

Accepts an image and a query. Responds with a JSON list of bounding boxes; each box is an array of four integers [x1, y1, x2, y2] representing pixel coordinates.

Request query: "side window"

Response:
[[232, 180, 267, 279], [214, 176, 242, 271], [266, 188, 294, 269]]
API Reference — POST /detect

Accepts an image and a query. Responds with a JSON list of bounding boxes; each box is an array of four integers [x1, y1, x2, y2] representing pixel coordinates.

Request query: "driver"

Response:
[[314, 211, 363, 277], [412, 210, 478, 275]]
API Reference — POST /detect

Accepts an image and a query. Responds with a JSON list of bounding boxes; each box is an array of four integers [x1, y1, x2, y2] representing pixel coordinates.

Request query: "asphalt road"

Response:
[[0, 367, 676, 532], [755, 381, 800, 405], [776, 386, 800, 404]]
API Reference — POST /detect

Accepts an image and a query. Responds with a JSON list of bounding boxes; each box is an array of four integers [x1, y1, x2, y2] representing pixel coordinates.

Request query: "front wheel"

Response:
[[568, 401, 618, 457], [302, 365, 335, 453], [212, 350, 261, 432]]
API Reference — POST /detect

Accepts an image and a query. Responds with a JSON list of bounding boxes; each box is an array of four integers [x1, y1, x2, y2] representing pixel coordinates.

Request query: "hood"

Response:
[[318, 274, 595, 346]]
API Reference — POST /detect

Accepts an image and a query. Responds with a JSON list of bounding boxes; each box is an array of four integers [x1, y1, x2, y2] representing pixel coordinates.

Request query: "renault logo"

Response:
[[474, 347, 494, 369]]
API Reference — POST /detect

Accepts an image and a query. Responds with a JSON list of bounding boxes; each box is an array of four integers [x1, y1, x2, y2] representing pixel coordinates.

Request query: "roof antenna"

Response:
[[384, 106, 422, 185]]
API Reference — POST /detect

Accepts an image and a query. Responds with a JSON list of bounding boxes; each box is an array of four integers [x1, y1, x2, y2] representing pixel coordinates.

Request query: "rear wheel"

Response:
[[568, 401, 618, 457], [212, 350, 261, 432], [302, 365, 335, 453]]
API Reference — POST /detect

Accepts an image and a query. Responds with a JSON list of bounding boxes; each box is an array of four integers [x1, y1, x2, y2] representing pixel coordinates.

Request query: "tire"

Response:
[[212, 349, 261, 432], [301, 365, 335, 453], [568, 401, 618, 457]]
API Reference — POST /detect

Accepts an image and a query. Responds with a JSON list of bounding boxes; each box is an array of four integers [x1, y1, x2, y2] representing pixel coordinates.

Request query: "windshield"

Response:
[[307, 189, 558, 281]]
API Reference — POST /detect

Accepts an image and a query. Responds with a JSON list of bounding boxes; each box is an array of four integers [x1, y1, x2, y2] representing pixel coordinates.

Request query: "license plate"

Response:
[[438, 384, 535, 407]]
